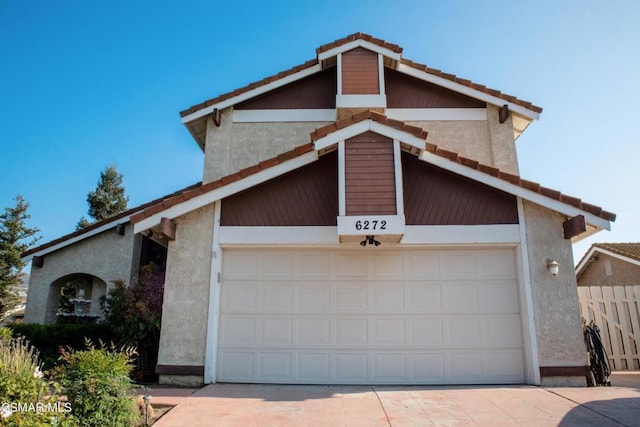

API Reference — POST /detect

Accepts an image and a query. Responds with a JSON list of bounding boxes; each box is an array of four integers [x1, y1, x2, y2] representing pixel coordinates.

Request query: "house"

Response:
[[22, 33, 616, 387], [576, 243, 640, 287]]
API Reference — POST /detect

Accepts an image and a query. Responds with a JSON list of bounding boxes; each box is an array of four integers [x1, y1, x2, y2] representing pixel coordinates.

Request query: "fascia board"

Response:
[[575, 246, 598, 275], [181, 63, 323, 124], [398, 63, 540, 121], [22, 218, 133, 262], [133, 151, 318, 233], [318, 40, 402, 62], [589, 247, 640, 269], [419, 151, 611, 231]]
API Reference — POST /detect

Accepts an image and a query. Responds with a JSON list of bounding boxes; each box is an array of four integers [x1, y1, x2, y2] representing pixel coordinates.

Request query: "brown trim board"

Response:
[[539, 366, 590, 377], [155, 364, 205, 376]]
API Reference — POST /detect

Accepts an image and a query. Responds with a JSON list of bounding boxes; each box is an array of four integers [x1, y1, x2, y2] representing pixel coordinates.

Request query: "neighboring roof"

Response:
[[131, 110, 614, 234], [21, 183, 202, 260], [180, 32, 542, 122], [576, 243, 640, 277]]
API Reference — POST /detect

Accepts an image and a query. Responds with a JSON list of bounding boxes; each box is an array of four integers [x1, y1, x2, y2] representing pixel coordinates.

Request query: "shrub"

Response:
[[7, 323, 115, 370], [0, 326, 11, 341], [57, 340, 140, 427], [102, 272, 164, 382], [0, 336, 74, 426]]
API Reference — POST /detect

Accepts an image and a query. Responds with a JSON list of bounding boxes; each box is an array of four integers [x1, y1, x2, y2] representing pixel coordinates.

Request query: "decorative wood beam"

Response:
[[499, 104, 510, 123], [115, 223, 126, 236], [159, 217, 176, 241], [212, 108, 221, 127], [563, 215, 586, 239], [32, 256, 44, 268]]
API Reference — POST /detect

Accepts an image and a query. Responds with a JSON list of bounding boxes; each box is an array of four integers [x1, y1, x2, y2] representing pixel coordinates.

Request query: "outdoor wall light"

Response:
[[546, 259, 560, 277], [360, 235, 381, 247]]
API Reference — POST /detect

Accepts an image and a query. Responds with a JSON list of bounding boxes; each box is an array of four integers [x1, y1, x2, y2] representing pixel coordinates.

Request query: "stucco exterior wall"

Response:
[[156, 204, 214, 385], [202, 109, 331, 183], [523, 200, 586, 385], [23, 225, 139, 324], [409, 105, 518, 175], [578, 253, 640, 287]]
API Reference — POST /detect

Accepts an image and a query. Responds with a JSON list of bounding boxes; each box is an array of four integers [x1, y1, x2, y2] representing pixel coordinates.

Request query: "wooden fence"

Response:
[[578, 285, 640, 370]]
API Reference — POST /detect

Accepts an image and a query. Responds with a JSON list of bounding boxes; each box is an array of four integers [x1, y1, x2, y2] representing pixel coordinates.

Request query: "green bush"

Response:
[[0, 336, 74, 426], [57, 341, 140, 427], [0, 326, 11, 341], [7, 323, 115, 369]]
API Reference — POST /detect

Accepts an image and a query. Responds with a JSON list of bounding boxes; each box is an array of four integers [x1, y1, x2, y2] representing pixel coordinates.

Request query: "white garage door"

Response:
[[218, 248, 524, 384]]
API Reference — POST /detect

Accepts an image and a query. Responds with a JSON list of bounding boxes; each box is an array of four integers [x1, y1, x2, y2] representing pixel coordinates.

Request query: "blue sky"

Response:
[[1, 0, 638, 263]]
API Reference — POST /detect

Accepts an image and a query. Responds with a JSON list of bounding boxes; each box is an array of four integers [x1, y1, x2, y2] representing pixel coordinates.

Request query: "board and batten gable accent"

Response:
[[341, 47, 380, 95], [220, 151, 338, 226], [402, 152, 518, 225], [344, 131, 396, 216], [235, 68, 337, 110], [385, 68, 486, 109]]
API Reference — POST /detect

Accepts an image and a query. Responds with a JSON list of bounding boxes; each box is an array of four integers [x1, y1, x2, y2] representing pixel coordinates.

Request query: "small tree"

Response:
[[0, 196, 40, 318], [77, 164, 129, 229]]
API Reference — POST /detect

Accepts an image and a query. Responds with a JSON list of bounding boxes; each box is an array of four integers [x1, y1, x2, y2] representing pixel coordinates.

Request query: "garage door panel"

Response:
[[336, 319, 368, 345], [335, 353, 368, 382], [299, 285, 331, 311], [410, 318, 444, 345], [373, 354, 407, 381], [298, 318, 331, 345], [220, 317, 256, 345], [297, 353, 330, 381], [336, 285, 367, 311], [219, 248, 524, 384], [372, 285, 405, 311], [261, 318, 294, 345], [261, 284, 294, 311], [409, 284, 443, 312], [221, 283, 257, 311]]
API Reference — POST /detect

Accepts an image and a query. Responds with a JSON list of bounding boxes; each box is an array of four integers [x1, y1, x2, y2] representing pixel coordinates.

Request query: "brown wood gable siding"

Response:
[[385, 68, 486, 108], [342, 47, 379, 95], [235, 68, 336, 110], [345, 131, 396, 215], [220, 151, 338, 226], [402, 152, 518, 225]]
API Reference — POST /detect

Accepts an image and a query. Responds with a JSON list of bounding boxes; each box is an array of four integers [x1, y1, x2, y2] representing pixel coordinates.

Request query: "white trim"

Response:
[[232, 109, 335, 123], [418, 150, 612, 231], [397, 63, 541, 120], [336, 94, 387, 108], [400, 224, 521, 245], [181, 63, 323, 124], [337, 140, 346, 216], [313, 119, 426, 152], [576, 247, 640, 275], [133, 151, 318, 232], [22, 218, 133, 261], [386, 108, 488, 121], [204, 201, 222, 383], [317, 39, 402, 62], [393, 140, 404, 216], [337, 53, 342, 95], [378, 53, 385, 95], [516, 197, 541, 385], [219, 226, 339, 245], [337, 215, 405, 236]]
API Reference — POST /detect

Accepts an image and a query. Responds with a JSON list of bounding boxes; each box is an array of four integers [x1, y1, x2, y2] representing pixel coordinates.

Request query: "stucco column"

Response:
[[487, 105, 519, 175]]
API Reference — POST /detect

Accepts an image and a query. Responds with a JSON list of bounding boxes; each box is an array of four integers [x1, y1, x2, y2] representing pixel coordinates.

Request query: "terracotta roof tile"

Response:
[[315, 32, 403, 55], [400, 58, 543, 114], [181, 34, 541, 121]]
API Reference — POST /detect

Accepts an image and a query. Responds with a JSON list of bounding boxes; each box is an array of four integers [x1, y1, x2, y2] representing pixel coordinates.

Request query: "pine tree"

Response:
[[0, 196, 40, 317], [77, 164, 129, 229]]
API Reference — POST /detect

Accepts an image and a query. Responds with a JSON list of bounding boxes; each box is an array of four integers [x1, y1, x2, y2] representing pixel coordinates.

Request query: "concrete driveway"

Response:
[[152, 372, 640, 426]]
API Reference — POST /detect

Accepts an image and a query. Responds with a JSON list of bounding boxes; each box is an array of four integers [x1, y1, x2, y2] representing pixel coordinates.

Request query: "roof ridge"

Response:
[[315, 32, 403, 54]]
